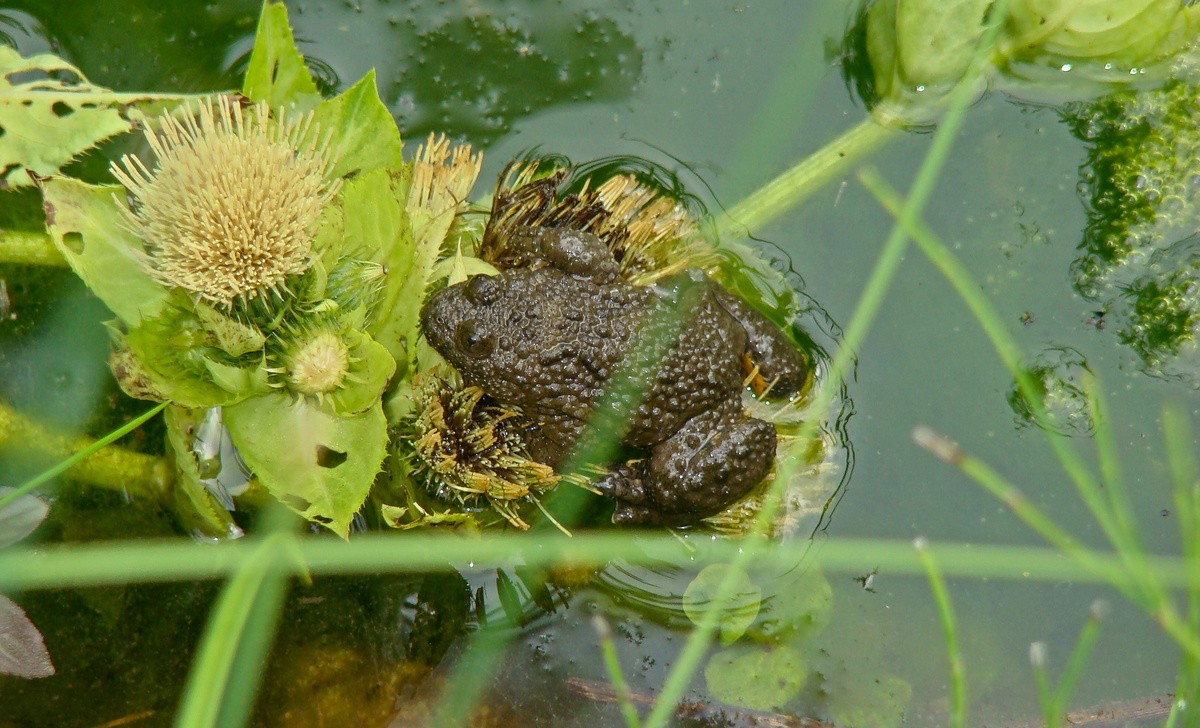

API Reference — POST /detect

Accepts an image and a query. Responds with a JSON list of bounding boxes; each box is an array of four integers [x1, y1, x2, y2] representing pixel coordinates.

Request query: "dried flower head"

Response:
[[403, 370, 560, 529], [112, 96, 341, 307], [480, 160, 718, 285]]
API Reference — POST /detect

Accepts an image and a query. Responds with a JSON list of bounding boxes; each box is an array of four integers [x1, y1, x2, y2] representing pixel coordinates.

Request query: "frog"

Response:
[[419, 226, 807, 526]]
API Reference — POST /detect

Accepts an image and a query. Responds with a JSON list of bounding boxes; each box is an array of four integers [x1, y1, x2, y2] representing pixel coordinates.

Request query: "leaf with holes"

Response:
[[223, 393, 387, 538], [42, 177, 168, 327], [0, 46, 192, 188], [0, 595, 54, 679]]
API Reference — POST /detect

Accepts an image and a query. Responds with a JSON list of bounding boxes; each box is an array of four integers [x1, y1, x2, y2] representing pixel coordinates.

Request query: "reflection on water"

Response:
[[1064, 53, 1200, 384], [386, 4, 642, 146]]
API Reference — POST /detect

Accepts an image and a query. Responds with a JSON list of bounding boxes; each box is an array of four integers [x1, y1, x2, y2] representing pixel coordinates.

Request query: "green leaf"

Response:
[[341, 168, 415, 360], [163, 406, 243, 541], [0, 48, 190, 187], [120, 296, 255, 408], [242, 0, 321, 111], [326, 329, 396, 416], [827, 673, 912, 728], [682, 564, 762, 645], [193, 302, 266, 358], [1007, 0, 1194, 66], [41, 178, 168, 327], [223, 394, 387, 537], [704, 644, 806, 711], [311, 70, 405, 180], [896, 0, 990, 88], [865, 0, 991, 103]]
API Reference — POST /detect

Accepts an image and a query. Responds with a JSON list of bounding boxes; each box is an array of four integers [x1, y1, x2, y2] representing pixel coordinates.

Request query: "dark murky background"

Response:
[[1, 0, 1196, 725]]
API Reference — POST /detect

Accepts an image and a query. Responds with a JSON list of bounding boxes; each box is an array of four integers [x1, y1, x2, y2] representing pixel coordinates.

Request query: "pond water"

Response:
[[1, 0, 1198, 726]]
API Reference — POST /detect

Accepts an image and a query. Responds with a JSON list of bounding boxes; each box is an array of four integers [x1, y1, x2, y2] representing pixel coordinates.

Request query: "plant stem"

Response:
[[0, 401, 169, 509], [720, 115, 897, 238], [4, 534, 1197, 593], [0, 230, 65, 266], [915, 537, 967, 728]]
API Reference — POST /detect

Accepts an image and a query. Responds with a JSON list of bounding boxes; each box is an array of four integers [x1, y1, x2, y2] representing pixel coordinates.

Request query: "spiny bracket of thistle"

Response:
[[396, 369, 565, 530], [110, 95, 342, 309], [480, 159, 719, 286]]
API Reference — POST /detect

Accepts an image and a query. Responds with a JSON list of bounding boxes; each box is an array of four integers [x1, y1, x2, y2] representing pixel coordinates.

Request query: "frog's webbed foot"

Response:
[[593, 399, 777, 526], [711, 286, 807, 397]]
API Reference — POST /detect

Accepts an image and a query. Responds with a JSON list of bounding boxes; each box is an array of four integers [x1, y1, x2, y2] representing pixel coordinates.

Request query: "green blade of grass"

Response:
[[909, 422, 1200, 661], [914, 537, 966, 728], [1029, 641, 1055, 727], [4, 533, 1199, 593], [175, 532, 289, 728], [1162, 403, 1200, 715], [431, 623, 512, 728], [1052, 600, 1106, 719], [593, 615, 642, 728], [1081, 371, 1140, 551]]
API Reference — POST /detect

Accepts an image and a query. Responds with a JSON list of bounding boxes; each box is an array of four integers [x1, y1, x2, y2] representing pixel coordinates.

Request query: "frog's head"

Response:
[[420, 272, 511, 383]]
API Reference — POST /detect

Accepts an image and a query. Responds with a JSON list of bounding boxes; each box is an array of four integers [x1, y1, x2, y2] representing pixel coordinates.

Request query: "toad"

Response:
[[420, 227, 806, 525]]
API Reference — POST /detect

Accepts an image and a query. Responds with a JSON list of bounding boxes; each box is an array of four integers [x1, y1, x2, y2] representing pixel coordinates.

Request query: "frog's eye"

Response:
[[465, 274, 505, 306], [455, 320, 495, 358]]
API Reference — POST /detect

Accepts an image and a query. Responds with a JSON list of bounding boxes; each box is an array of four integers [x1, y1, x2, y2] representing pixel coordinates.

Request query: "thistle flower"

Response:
[[285, 329, 351, 397], [270, 325, 396, 415], [112, 96, 341, 308], [402, 370, 560, 530], [407, 133, 484, 224]]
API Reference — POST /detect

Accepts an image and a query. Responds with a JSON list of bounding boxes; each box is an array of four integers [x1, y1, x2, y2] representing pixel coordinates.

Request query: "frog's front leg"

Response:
[[593, 398, 777, 526]]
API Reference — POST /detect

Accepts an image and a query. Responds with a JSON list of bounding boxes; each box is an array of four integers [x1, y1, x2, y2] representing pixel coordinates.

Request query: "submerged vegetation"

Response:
[[1, 0, 1200, 726]]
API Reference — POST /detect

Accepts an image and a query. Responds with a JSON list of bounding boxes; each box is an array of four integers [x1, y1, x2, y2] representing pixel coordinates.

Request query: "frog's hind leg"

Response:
[[594, 398, 776, 526], [711, 286, 807, 397]]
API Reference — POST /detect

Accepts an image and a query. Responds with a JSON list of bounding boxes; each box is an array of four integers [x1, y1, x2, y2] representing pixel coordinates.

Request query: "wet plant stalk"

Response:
[[0, 230, 65, 266], [915, 537, 966, 728], [0, 402, 169, 510], [721, 115, 897, 237]]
